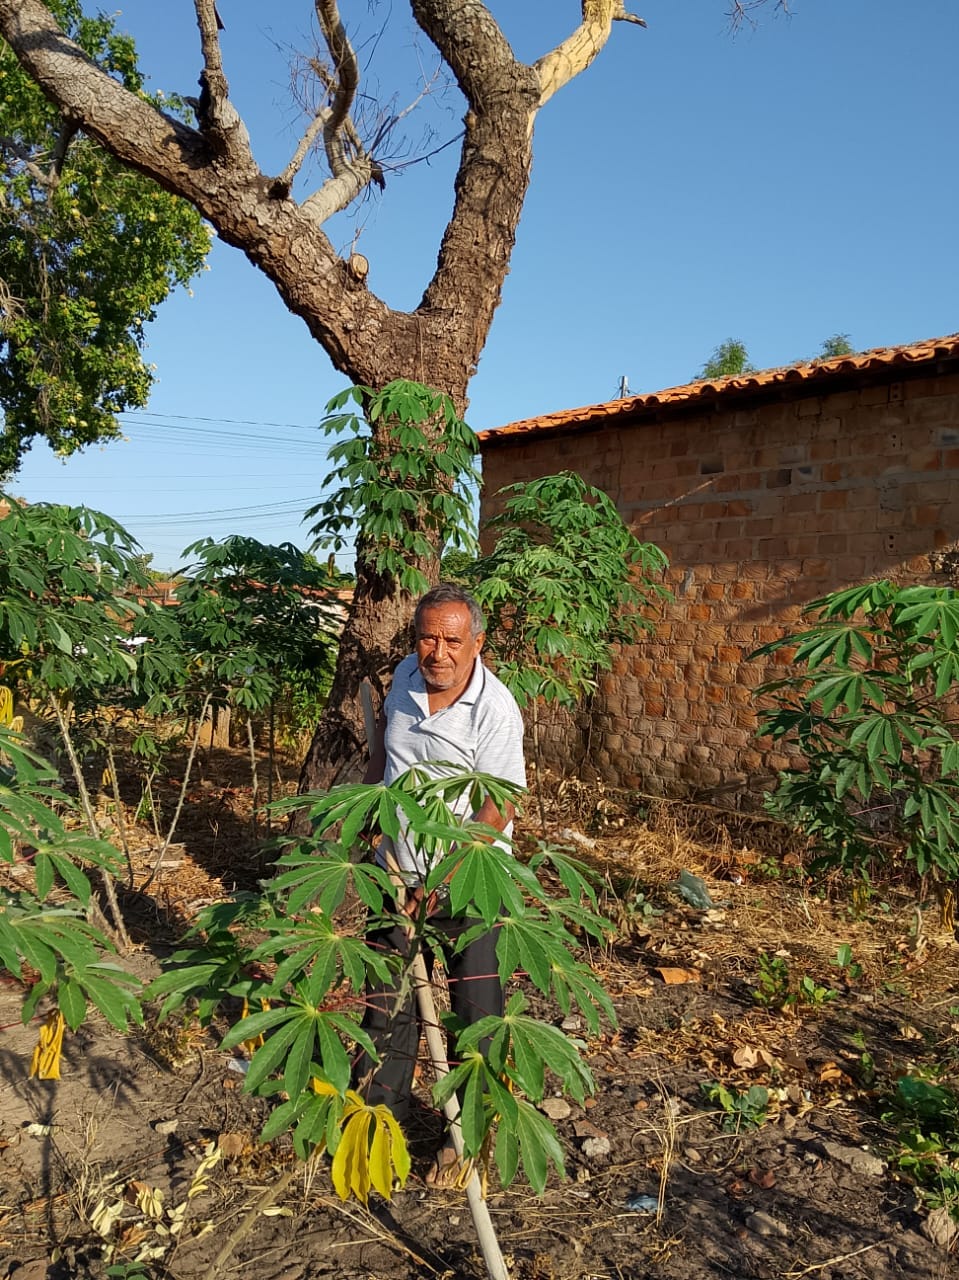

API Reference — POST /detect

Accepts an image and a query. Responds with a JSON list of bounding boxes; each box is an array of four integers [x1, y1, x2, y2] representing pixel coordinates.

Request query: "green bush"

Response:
[[754, 581, 959, 879]]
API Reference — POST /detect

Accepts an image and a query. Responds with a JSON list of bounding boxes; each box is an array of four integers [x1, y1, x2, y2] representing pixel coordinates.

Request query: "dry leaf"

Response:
[[656, 966, 701, 985], [748, 1167, 776, 1189], [217, 1131, 248, 1159], [732, 1045, 775, 1070]]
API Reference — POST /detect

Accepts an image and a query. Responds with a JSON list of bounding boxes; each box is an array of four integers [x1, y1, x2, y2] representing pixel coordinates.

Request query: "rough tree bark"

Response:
[[0, 0, 648, 789]]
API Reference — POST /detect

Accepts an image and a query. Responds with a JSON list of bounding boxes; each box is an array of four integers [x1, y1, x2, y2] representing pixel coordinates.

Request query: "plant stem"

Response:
[[246, 714, 259, 836], [105, 744, 134, 889], [140, 692, 212, 892], [49, 694, 130, 952]]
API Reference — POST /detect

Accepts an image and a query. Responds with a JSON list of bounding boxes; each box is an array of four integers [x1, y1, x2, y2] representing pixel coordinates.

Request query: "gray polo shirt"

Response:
[[379, 653, 526, 878]]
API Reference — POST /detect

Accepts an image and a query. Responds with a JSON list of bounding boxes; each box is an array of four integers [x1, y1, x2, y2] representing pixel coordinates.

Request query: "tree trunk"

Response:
[[0, 1, 638, 791]]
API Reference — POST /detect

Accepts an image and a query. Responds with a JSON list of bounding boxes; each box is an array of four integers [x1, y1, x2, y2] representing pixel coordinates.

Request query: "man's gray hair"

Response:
[[415, 582, 486, 638]]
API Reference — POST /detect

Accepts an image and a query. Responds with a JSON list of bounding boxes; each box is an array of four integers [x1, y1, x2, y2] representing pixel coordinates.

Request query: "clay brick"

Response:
[[724, 539, 756, 559], [731, 581, 755, 599], [688, 604, 710, 621], [703, 583, 725, 600], [818, 533, 848, 554], [914, 504, 945, 526], [718, 645, 743, 662], [819, 489, 848, 510], [908, 449, 942, 472], [784, 494, 818, 515], [810, 439, 838, 461]]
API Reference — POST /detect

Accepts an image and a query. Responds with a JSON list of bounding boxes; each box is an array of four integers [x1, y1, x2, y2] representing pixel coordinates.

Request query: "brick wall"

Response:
[[480, 367, 959, 799]]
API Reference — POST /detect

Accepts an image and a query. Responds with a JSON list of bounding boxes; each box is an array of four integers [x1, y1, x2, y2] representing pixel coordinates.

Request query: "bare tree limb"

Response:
[[314, 0, 359, 176], [192, 0, 253, 159], [536, 0, 645, 108]]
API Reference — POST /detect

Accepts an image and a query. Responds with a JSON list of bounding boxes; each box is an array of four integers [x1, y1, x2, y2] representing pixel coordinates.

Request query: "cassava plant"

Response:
[[0, 495, 181, 940], [754, 580, 959, 881], [0, 726, 143, 1078], [147, 765, 614, 1201], [306, 380, 481, 599], [465, 471, 669, 815]]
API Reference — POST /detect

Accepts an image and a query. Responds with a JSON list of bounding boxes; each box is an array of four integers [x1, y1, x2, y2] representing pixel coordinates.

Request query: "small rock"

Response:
[[683, 1146, 702, 1163], [747, 1211, 789, 1239], [540, 1098, 572, 1121], [921, 1206, 959, 1251], [581, 1136, 612, 1160], [561, 1015, 582, 1032], [153, 1118, 179, 1136], [818, 1140, 886, 1178]]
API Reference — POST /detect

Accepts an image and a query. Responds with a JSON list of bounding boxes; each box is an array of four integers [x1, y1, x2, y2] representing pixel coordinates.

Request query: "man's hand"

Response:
[[400, 884, 440, 925]]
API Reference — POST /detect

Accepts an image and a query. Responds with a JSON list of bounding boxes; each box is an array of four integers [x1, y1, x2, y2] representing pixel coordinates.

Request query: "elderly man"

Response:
[[355, 582, 526, 1181]]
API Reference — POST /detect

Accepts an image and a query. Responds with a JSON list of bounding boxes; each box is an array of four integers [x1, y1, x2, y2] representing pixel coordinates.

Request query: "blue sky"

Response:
[[10, 0, 959, 572]]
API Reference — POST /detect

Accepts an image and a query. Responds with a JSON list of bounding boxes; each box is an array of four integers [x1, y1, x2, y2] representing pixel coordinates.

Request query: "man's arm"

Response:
[[471, 793, 516, 834]]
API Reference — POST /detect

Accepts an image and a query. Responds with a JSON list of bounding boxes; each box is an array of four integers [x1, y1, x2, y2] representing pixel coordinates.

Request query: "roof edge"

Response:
[[480, 332, 959, 447]]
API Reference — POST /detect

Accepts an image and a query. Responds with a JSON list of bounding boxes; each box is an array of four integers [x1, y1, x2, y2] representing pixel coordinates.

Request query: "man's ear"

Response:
[[475, 631, 486, 653]]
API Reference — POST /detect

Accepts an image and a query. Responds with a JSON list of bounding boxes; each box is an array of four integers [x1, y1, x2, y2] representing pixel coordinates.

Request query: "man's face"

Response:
[[415, 603, 484, 695]]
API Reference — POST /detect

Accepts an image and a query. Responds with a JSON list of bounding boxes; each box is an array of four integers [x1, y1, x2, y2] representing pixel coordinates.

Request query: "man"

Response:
[[355, 582, 526, 1182]]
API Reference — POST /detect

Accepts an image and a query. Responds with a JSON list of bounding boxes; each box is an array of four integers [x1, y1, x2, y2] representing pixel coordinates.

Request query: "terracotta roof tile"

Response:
[[480, 333, 959, 446]]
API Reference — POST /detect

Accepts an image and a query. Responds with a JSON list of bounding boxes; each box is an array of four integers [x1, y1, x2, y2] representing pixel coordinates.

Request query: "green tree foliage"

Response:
[[0, 0, 210, 477], [467, 472, 669, 708], [818, 332, 855, 359], [754, 581, 959, 879], [696, 338, 756, 380]]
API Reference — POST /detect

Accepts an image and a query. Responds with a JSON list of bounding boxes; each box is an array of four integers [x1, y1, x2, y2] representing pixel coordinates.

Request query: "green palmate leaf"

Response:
[[495, 913, 557, 991], [508, 1098, 566, 1193], [74, 965, 143, 1030], [57, 974, 88, 1031], [446, 840, 527, 925], [527, 845, 601, 910], [269, 847, 391, 917], [548, 949, 617, 1036], [240, 1016, 305, 1094]]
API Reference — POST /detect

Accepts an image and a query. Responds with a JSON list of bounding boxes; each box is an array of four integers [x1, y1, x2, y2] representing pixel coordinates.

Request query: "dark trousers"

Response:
[[354, 911, 502, 1124]]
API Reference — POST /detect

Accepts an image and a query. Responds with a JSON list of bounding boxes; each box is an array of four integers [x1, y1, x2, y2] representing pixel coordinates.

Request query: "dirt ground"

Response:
[[2, 748, 959, 1280]]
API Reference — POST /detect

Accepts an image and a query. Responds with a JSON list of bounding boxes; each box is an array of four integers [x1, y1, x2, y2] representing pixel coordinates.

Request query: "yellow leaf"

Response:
[[240, 997, 269, 1054], [368, 1114, 393, 1201], [29, 1011, 65, 1080], [332, 1109, 371, 1202], [381, 1107, 411, 1186]]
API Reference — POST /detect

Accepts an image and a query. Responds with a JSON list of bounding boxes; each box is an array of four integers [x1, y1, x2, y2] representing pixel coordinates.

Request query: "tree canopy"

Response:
[[0, 0, 210, 477]]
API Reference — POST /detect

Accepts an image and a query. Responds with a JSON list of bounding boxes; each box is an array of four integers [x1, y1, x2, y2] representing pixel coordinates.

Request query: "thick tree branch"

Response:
[[0, 0, 415, 383], [536, 0, 645, 107], [409, 0, 519, 108], [192, 0, 253, 159]]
